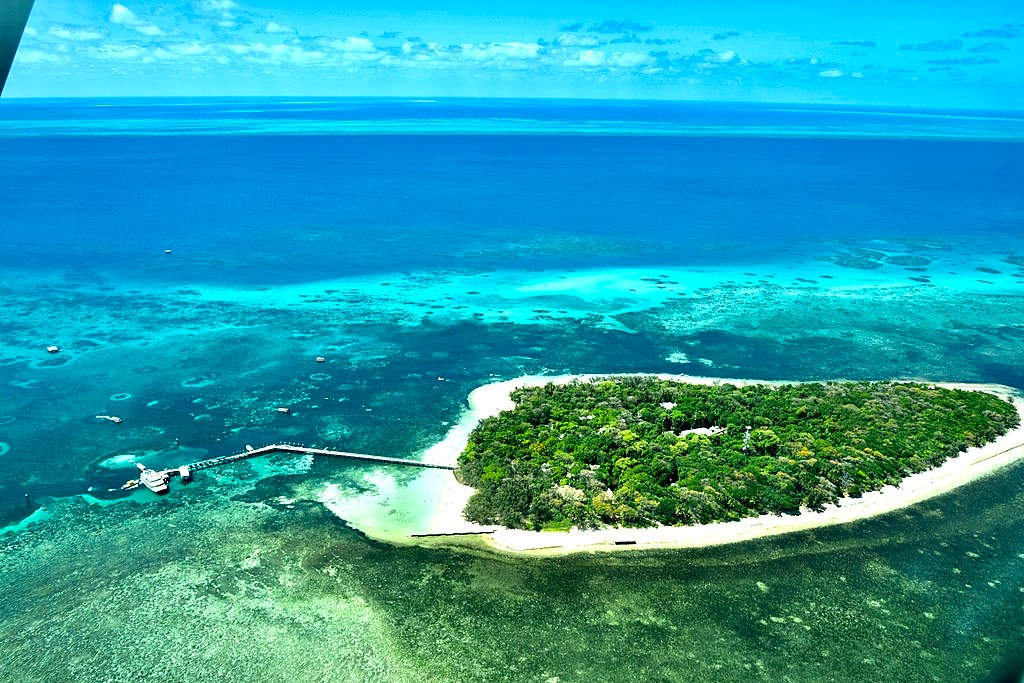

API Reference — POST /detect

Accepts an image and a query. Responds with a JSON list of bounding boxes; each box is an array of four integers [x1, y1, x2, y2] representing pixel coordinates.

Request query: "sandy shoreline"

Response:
[[417, 374, 1024, 555]]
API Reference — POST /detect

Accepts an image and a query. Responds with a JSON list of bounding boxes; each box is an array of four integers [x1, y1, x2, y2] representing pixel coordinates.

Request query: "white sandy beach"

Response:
[[418, 374, 1024, 555]]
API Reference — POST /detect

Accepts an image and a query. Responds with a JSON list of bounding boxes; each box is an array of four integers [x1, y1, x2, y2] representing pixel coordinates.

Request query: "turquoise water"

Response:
[[1, 99, 1023, 681]]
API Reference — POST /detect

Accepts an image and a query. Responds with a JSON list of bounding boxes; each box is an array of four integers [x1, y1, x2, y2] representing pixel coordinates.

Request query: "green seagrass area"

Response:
[[458, 379, 1020, 530]]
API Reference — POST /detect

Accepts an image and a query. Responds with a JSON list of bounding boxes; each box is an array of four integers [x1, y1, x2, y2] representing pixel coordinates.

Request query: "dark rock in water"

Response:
[[819, 250, 885, 270], [908, 276, 931, 283], [1003, 255, 1024, 267], [976, 267, 1002, 274]]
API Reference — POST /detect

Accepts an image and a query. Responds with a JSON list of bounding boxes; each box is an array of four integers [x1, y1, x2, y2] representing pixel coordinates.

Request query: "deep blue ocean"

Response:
[[1, 99, 1023, 682], [4, 134, 1023, 283]]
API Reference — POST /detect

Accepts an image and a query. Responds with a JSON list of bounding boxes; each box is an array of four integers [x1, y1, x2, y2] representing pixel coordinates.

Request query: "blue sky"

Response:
[[6, 0, 1023, 107]]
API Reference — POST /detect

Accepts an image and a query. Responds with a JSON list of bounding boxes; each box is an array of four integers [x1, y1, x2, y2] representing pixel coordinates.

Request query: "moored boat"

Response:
[[136, 463, 169, 494]]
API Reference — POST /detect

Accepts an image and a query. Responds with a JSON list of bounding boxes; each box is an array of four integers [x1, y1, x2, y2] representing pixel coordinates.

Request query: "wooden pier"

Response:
[[179, 444, 455, 474]]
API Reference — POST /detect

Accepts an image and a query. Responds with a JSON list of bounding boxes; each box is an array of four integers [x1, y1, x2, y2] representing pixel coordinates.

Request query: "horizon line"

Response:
[[1, 94, 1023, 115]]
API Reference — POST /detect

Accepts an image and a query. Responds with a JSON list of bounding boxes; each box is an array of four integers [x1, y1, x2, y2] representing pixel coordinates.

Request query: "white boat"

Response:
[[136, 463, 169, 494], [276, 407, 290, 414], [46, 346, 59, 353]]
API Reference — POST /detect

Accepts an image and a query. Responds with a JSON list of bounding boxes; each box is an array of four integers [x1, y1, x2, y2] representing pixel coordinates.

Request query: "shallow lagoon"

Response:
[[1, 101, 1023, 681]]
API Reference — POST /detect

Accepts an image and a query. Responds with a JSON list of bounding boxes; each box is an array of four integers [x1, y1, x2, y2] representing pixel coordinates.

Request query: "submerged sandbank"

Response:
[[420, 374, 1024, 555]]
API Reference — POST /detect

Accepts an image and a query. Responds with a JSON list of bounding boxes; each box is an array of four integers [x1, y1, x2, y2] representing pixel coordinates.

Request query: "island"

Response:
[[454, 377, 1021, 535]]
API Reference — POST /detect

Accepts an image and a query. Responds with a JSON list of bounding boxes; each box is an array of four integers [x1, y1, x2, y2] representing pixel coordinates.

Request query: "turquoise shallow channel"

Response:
[[1, 99, 1023, 682]]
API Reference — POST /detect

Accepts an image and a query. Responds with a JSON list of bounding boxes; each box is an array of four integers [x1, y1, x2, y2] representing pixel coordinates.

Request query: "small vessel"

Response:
[[316, 357, 326, 363], [245, 444, 255, 452], [178, 465, 191, 481], [164, 249, 172, 254], [136, 463, 169, 494], [121, 479, 138, 490], [46, 346, 59, 353], [276, 407, 290, 414], [96, 415, 122, 424]]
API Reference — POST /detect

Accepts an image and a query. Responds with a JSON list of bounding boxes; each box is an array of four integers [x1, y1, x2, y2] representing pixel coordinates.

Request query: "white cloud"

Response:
[[192, 0, 238, 11], [819, 69, 844, 78], [461, 42, 541, 61], [14, 49, 66, 64], [288, 49, 328, 64], [251, 42, 290, 57], [608, 51, 655, 68], [152, 42, 230, 62], [109, 4, 163, 36], [187, 0, 243, 28], [229, 42, 336, 65], [109, 5, 139, 24], [327, 37, 376, 53], [264, 22, 296, 34], [564, 49, 606, 67], [787, 57, 821, 66], [174, 42, 211, 56], [554, 33, 602, 48], [49, 26, 104, 41]]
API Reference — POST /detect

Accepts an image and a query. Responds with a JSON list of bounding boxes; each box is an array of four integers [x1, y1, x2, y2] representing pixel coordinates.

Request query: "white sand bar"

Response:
[[420, 374, 1024, 556]]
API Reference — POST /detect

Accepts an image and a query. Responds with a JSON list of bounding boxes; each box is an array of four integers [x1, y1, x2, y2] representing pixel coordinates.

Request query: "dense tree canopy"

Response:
[[457, 378, 1020, 530]]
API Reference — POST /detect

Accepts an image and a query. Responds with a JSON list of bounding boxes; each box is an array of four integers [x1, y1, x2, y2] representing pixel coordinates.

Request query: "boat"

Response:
[[276, 407, 290, 414], [46, 346, 59, 353], [316, 356, 326, 363], [136, 463, 169, 494], [120, 479, 138, 490]]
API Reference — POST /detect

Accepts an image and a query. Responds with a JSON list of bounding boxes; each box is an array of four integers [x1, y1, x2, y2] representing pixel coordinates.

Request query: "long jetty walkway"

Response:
[[182, 444, 456, 474]]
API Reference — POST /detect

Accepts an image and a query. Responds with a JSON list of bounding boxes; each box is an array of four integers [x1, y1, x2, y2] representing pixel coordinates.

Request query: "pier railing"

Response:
[[182, 444, 455, 473]]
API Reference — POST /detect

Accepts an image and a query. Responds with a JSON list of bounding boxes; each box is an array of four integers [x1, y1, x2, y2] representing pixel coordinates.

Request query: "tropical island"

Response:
[[455, 377, 1021, 533]]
